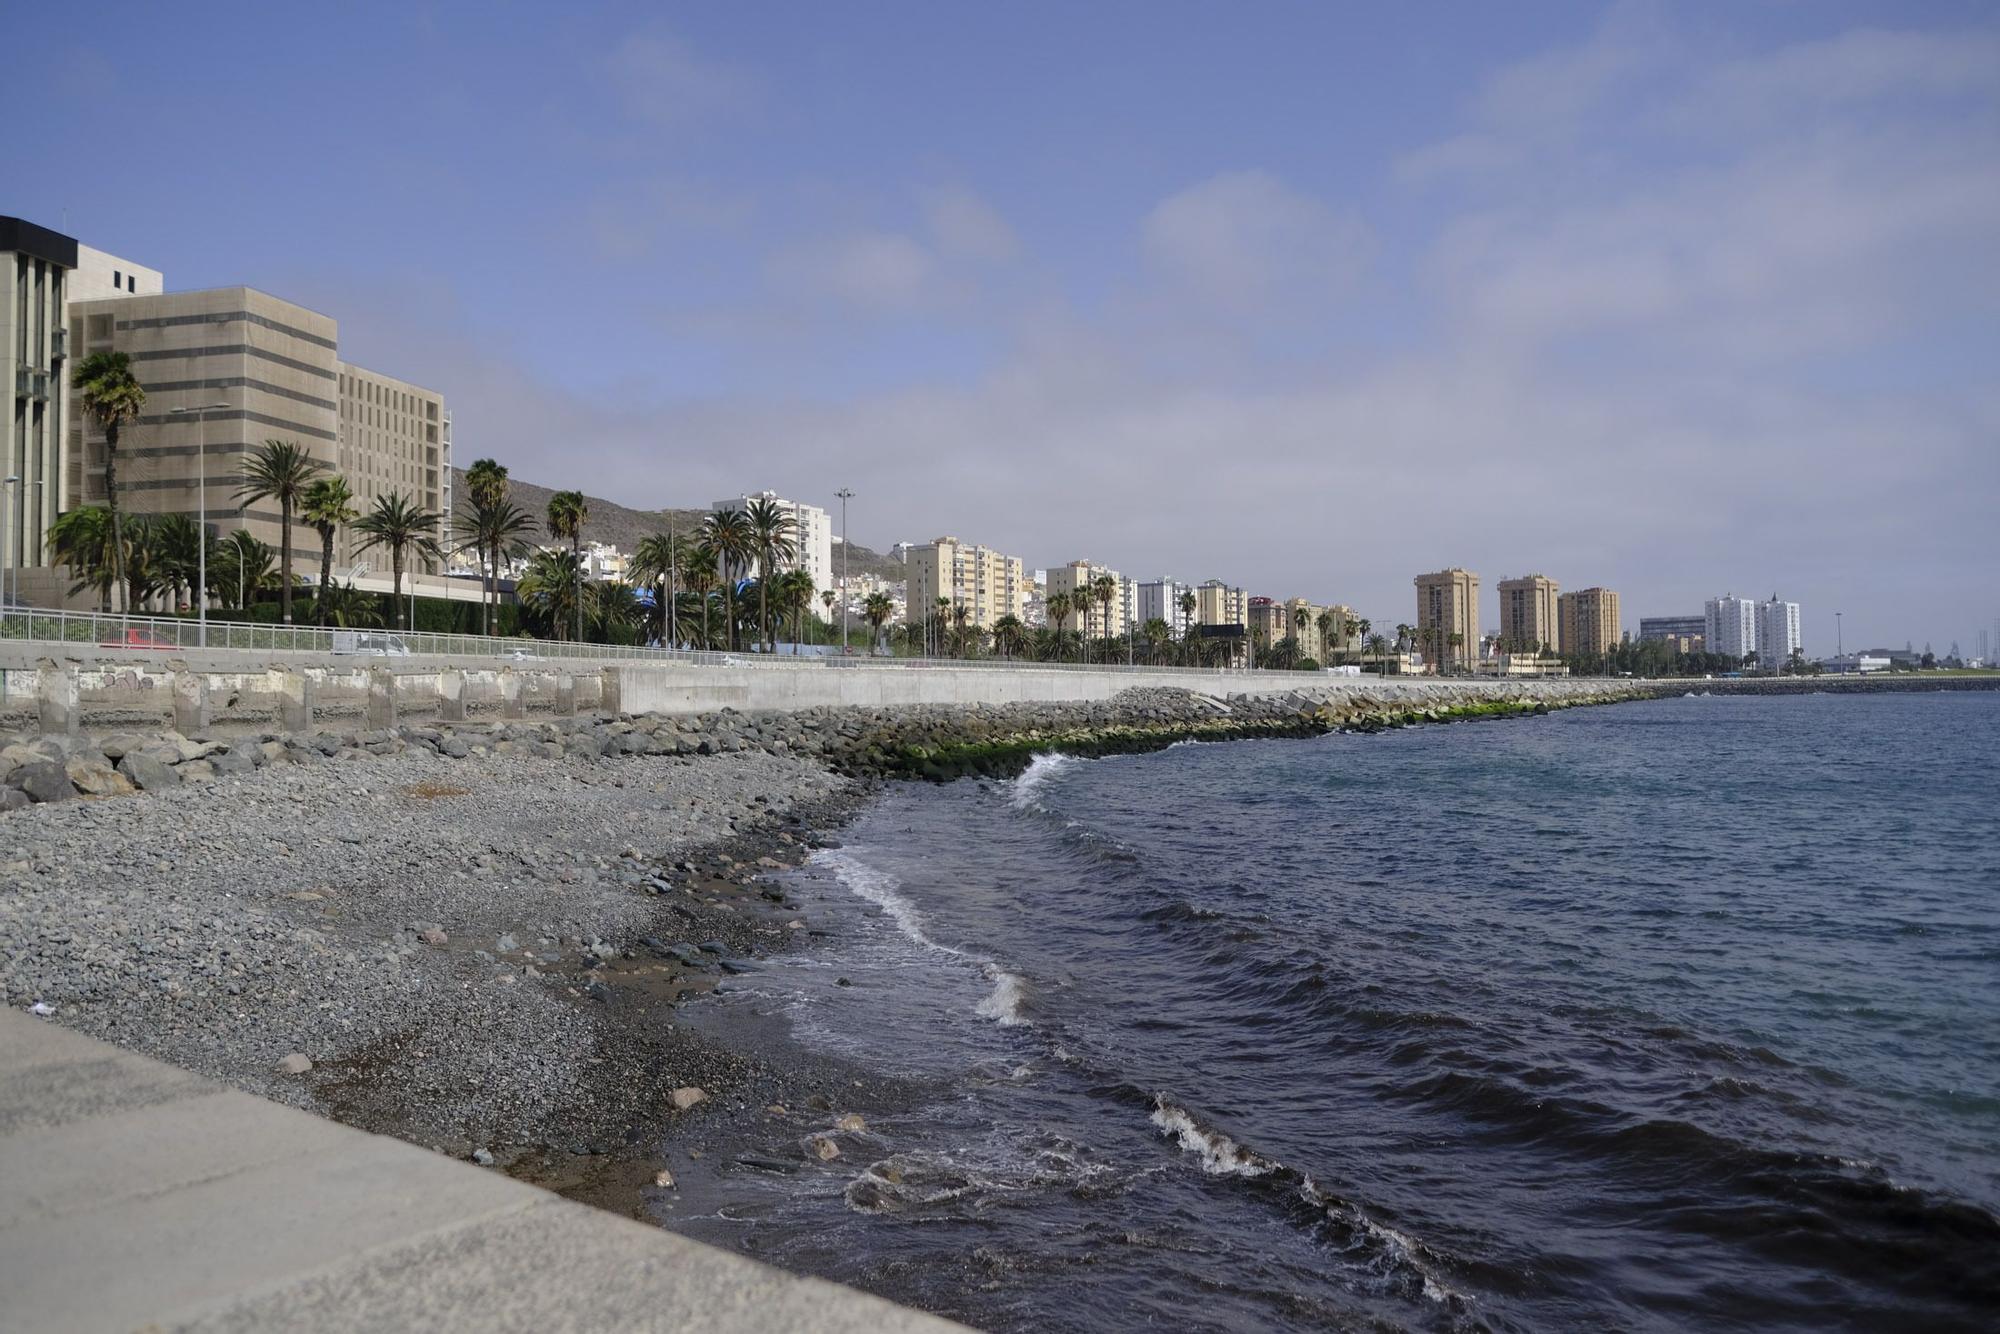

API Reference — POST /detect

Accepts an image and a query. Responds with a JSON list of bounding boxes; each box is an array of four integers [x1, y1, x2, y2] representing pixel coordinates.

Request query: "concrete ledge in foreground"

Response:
[[0, 1008, 965, 1333]]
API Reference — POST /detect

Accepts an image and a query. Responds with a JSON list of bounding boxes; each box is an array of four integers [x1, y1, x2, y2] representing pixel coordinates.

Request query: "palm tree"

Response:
[[820, 588, 836, 644], [1351, 618, 1368, 666], [699, 509, 755, 651], [630, 531, 678, 646], [683, 542, 719, 651], [1045, 591, 1071, 661], [149, 513, 207, 611], [234, 439, 327, 625], [948, 601, 973, 658], [462, 459, 510, 632], [453, 496, 537, 636], [775, 568, 816, 653], [300, 476, 359, 626], [544, 490, 589, 641], [1091, 574, 1117, 665], [862, 590, 894, 654], [218, 529, 276, 612], [71, 352, 148, 610], [353, 491, 443, 630], [742, 496, 798, 652], [1143, 616, 1171, 664], [992, 612, 1026, 659], [315, 580, 384, 629], [46, 505, 120, 608]]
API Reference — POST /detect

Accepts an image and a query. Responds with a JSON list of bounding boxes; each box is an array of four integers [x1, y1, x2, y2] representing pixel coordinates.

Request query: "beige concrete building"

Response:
[[1414, 567, 1480, 673], [904, 536, 1026, 630], [1559, 586, 1622, 659], [1498, 574, 1561, 654], [67, 287, 342, 573], [63, 285, 449, 581], [1047, 560, 1130, 639], [1194, 579, 1248, 667], [337, 362, 448, 571]]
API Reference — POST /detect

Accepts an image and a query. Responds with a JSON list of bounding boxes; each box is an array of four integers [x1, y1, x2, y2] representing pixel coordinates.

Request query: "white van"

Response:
[[332, 631, 412, 657]]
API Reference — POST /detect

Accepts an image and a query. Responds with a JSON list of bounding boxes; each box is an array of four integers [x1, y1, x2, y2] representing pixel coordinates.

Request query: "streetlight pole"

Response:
[[2, 475, 16, 613], [1836, 611, 1844, 666], [170, 401, 230, 646], [835, 487, 853, 652]]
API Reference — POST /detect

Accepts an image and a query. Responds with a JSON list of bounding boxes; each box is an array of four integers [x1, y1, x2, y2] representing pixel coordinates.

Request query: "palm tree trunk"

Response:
[[105, 425, 125, 615], [571, 536, 583, 641], [317, 527, 335, 627], [393, 549, 405, 630]]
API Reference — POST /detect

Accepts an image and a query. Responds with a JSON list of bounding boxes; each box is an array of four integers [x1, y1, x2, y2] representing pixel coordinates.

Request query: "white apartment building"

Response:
[[1705, 594, 1758, 662], [1756, 596, 1802, 669], [1136, 578, 1195, 637], [69, 244, 163, 303], [712, 490, 833, 595]]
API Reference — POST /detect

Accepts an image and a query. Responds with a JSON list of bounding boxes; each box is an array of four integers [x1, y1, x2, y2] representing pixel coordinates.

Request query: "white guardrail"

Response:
[[0, 605, 1293, 679]]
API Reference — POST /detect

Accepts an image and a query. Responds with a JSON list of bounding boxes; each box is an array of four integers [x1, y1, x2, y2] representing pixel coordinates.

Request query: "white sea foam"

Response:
[[1010, 752, 1077, 809], [812, 848, 957, 956], [1149, 1096, 1276, 1179], [976, 964, 1031, 1026]]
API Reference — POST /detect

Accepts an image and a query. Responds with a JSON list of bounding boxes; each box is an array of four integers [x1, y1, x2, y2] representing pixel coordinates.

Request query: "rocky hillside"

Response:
[[449, 468, 907, 583]]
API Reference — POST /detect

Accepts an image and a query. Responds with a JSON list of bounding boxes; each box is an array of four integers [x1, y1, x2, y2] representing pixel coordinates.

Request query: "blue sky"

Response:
[[7, 1, 1998, 652]]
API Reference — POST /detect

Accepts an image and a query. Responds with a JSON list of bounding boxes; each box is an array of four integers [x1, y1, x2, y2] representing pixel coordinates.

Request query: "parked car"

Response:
[[97, 628, 179, 651], [331, 631, 411, 657]]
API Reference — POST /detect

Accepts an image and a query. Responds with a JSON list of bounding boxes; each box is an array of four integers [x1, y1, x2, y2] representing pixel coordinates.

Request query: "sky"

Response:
[[6, 0, 1997, 654]]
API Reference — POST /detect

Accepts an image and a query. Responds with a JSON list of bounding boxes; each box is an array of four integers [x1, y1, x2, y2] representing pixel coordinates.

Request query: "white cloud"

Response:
[[606, 31, 755, 129], [1141, 170, 1372, 315], [766, 231, 940, 310], [919, 185, 1019, 262]]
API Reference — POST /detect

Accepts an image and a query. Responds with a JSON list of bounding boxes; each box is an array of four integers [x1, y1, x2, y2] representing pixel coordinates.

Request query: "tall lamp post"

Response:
[[835, 487, 854, 652], [169, 400, 230, 646], [2, 474, 17, 612], [1836, 611, 1844, 666]]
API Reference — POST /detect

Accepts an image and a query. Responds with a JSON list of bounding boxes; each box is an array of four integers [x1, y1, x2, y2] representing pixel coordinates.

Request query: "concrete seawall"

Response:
[[5, 642, 1994, 737]]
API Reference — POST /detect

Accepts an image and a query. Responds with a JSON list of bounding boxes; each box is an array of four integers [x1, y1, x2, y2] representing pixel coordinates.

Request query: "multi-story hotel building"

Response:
[[1414, 567, 1480, 672], [1497, 574, 1561, 654], [711, 490, 834, 595], [68, 286, 450, 578], [1704, 594, 1758, 663], [1558, 586, 1622, 659], [1639, 615, 1704, 643], [337, 362, 448, 571], [904, 536, 1026, 630], [1047, 560, 1130, 638], [1756, 595, 1802, 669]]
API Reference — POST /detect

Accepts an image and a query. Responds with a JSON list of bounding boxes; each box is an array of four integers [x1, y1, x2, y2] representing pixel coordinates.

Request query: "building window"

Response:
[[113, 270, 121, 287], [127, 275, 136, 292]]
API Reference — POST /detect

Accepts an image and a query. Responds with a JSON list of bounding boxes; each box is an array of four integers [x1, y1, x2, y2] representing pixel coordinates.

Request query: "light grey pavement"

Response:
[[0, 1008, 965, 1333]]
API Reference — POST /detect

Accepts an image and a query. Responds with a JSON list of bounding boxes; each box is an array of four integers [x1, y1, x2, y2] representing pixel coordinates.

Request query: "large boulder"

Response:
[[64, 754, 133, 797], [209, 746, 257, 777], [11, 760, 76, 804], [117, 751, 182, 792]]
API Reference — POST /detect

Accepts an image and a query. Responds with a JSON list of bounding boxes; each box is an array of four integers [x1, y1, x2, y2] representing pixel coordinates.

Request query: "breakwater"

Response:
[[3, 679, 1655, 807]]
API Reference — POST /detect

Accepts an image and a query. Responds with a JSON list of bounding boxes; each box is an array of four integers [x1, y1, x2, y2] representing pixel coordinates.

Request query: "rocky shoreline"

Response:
[[0, 679, 1706, 1229]]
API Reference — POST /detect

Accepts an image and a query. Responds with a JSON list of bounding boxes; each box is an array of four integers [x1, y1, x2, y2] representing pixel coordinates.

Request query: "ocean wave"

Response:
[[1149, 1095, 1278, 1178], [977, 963, 1032, 1027], [1010, 752, 1078, 810], [812, 848, 957, 955], [1147, 1095, 1467, 1305]]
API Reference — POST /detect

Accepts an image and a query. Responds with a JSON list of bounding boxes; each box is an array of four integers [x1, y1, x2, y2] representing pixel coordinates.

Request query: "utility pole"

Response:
[[170, 401, 230, 646], [836, 487, 853, 652]]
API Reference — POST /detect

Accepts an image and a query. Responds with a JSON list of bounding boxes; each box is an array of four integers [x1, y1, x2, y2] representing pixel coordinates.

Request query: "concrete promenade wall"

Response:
[[2, 640, 1631, 736]]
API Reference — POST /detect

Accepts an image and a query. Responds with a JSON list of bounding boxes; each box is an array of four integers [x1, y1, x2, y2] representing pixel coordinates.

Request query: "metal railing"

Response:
[[0, 604, 1304, 679]]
